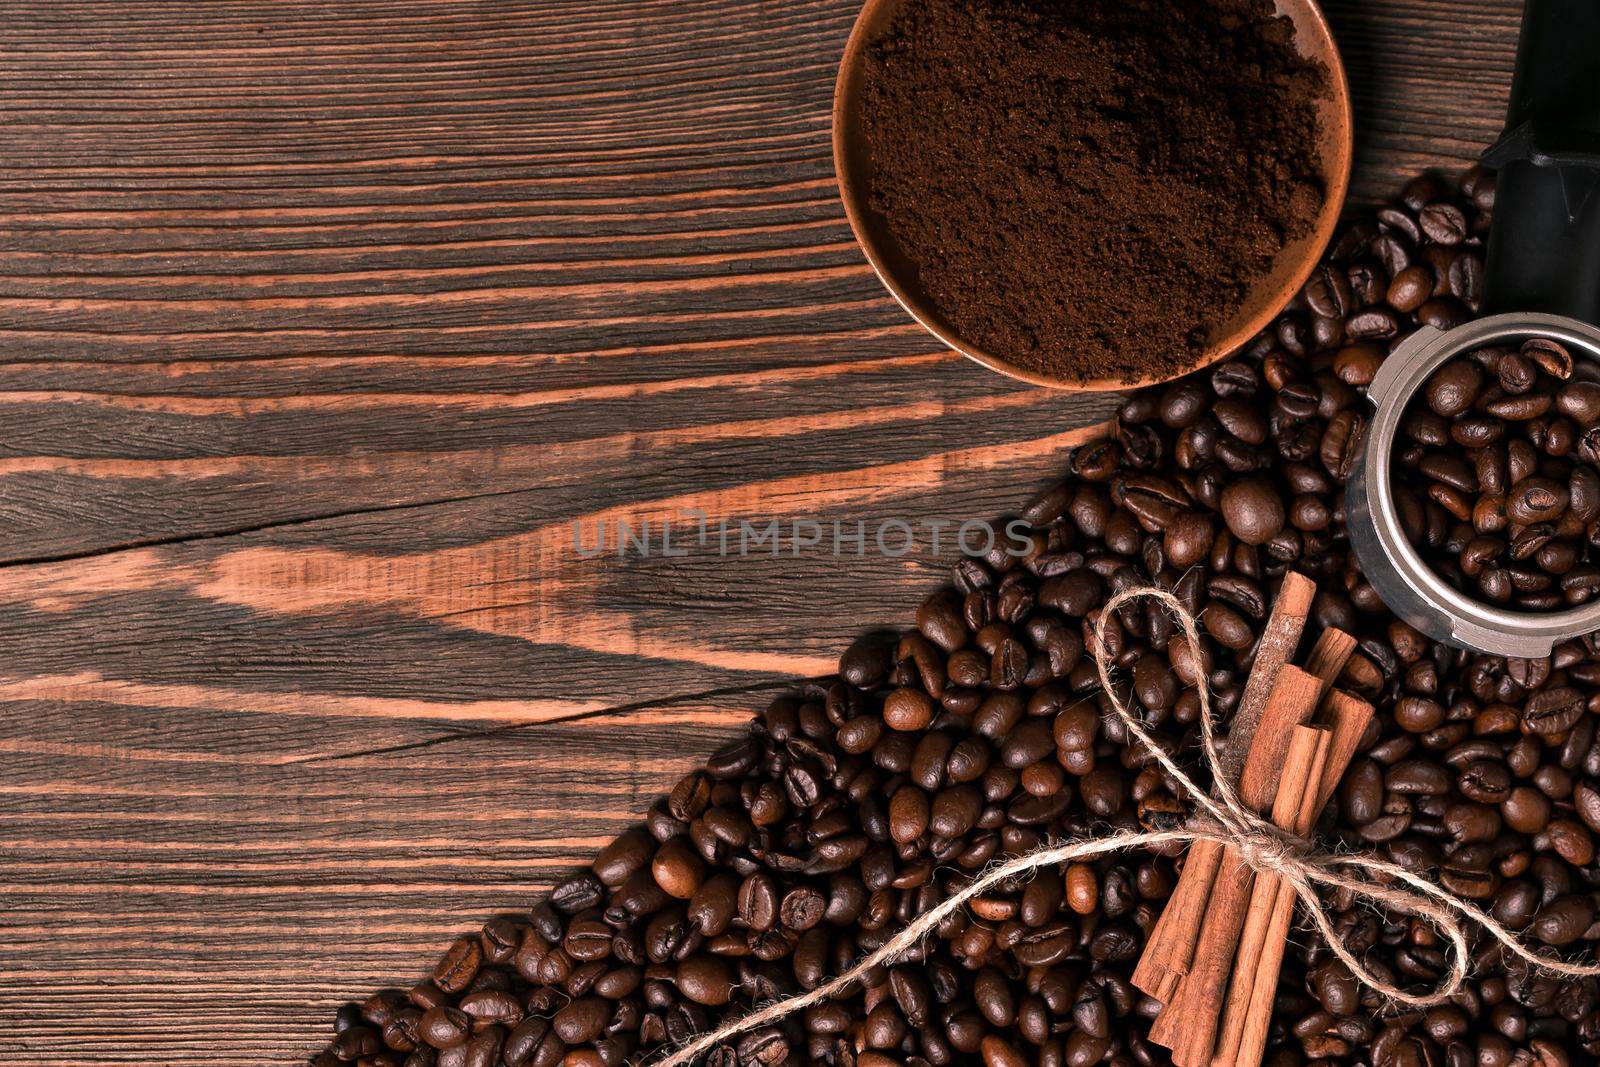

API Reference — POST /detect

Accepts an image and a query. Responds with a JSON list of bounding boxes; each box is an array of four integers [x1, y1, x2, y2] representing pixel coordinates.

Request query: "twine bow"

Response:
[[653, 586, 1600, 1067]]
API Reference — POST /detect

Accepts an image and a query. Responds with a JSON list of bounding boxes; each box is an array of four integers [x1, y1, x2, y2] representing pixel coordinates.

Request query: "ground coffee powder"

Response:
[[860, 0, 1327, 384]]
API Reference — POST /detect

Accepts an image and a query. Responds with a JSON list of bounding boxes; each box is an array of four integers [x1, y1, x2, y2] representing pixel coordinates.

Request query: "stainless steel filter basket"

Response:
[[1347, 314, 1600, 658]]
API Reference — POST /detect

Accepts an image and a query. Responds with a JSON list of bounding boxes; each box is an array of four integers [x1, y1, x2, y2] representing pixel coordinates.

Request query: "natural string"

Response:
[[652, 586, 1600, 1067]]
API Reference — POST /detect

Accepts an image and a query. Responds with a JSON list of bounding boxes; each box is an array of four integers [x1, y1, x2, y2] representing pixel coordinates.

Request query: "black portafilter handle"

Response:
[[1482, 0, 1600, 322]]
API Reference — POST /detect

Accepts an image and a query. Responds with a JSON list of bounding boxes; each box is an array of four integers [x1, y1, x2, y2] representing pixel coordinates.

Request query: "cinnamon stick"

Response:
[[1213, 692, 1375, 1067], [1302, 628, 1357, 696], [1132, 573, 1315, 998], [1146, 665, 1323, 1061], [1210, 726, 1330, 1067], [1229, 877, 1303, 1067], [1216, 572, 1316, 784], [1312, 690, 1376, 811], [1132, 839, 1222, 1001]]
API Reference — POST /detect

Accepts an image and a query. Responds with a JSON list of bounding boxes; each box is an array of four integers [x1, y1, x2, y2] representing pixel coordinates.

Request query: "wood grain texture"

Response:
[[0, 1, 1521, 1063]]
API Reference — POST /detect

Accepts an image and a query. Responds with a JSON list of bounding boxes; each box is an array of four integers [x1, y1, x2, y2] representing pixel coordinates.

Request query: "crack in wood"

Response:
[[0, 482, 559, 569], [283, 677, 806, 765]]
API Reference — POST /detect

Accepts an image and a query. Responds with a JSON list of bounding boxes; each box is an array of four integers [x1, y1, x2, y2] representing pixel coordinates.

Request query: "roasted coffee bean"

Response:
[[651, 838, 705, 899], [1064, 864, 1099, 915], [839, 635, 893, 689], [1388, 759, 1452, 794], [1421, 301, 1472, 336], [1219, 475, 1285, 546], [1458, 760, 1512, 803], [675, 957, 735, 1006], [779, 886, 827, 931], [1395, 697, 1446, 733], [737, 872, 779, 931], [1575, 781, 1600, 833], [1049, 678, 1101, 731], [1341, 759, 1384, 824], [458, 990, 522, 1030], [1559, 381, 1600, 426], [929, 785, 983, 838], [1203, 601, 1255, 650], [420, 1007, 471, 1050], [1507, 477, 1569, 525], [1419, 202, 1468, 245], [1165, 510, 1215, 568], [432, 940, 482, 995], [592, 831, 654, 888], [1426, 360, 1484, 418], [552, 998, 609, 1045], [1545, 818, 1596, 866], [883, 687, 935, 732], [1524, 687, 1586, 736], [1532, 897, 1595, 947], [1503, 785, 1554, 835], [1306, 262, 1354, 319], [1388, 266, 1433, 313], [501, 1019, 549, 1067], [1348, 307, 1402, 340]]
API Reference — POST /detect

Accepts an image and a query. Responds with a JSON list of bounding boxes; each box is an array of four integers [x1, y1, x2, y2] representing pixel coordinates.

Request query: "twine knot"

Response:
[[1228, 824, 1308, 875], [650, 586, 1600, 1067]]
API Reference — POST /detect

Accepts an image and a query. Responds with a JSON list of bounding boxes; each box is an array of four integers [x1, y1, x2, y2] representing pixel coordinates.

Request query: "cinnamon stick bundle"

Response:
[[1133, 578, 1354, 1006], [1152, 678, 1369, 1067], [1146, 666, 1324, 1063], [1132, 572, 1317, 1000], [1136, 570, 1364, 1067], [1208, 725, 1331, 1067], [1211, 691, 1376, 1067]]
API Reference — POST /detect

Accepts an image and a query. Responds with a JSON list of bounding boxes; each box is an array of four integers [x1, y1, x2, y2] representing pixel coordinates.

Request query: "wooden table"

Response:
[[0, 2, 1520, 1062]]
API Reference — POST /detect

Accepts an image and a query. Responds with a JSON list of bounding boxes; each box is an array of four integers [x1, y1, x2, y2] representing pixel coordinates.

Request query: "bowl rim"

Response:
[[831, 0, 1355, 392]]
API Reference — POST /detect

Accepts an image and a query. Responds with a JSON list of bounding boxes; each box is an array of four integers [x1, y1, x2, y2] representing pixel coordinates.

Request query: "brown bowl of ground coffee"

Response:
[[834, 0, 1353, 390]]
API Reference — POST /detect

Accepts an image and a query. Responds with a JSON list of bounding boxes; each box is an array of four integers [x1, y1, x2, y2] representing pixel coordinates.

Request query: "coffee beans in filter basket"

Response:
[[315, 168, 1600, 1067], [1394, 338, 1600, 610]]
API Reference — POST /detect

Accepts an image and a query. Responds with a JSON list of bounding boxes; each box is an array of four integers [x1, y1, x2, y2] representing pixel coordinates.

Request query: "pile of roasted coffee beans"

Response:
[[314, 167, 1600, 1067], [1395, 338, 1600, 609]]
